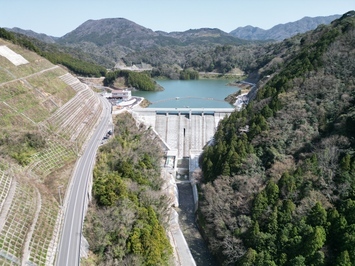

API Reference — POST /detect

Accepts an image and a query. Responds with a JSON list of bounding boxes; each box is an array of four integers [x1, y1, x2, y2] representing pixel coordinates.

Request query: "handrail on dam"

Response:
[[133, 107, 236, 115], [150, 96, 227, 104]]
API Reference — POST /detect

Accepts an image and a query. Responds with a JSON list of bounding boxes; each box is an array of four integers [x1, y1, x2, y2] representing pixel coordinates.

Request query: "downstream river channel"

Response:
[[132, 79, 239, 108]]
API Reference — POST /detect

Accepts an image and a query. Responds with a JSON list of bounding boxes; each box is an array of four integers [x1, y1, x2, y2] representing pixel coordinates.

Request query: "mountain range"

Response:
[[56, 18, 250, 54], [229, 15, 341, 40], [6, 14, 340, 67], [8, 14, 340, 43]]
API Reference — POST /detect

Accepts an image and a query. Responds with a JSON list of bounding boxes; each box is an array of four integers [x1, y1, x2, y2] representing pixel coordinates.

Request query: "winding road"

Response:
[[56, 96, 111, 266]]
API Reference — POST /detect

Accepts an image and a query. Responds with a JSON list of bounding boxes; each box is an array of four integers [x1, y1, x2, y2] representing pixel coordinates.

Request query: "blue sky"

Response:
[[1, 0, 353, 37]]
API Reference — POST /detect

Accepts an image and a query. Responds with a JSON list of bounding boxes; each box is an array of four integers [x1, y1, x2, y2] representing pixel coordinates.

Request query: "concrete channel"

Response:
[[176, 182, 218, 266]]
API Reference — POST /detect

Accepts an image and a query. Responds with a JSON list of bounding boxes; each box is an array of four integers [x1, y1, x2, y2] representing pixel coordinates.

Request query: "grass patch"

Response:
[[27, 68, 74, 99], [0, 40, 53, 78]]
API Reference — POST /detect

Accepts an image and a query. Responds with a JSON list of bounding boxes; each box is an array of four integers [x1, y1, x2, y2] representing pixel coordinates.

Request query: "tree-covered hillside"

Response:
[[229, 15, 340, 41], [103, 70, 164, 91], [198, 11, 355, 265], [0, 28, 107, 77], [83, 113, 172, 265], [9, 15, 342, 80]]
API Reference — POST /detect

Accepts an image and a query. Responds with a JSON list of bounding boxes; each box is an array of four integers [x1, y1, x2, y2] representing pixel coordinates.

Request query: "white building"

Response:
[[111, 89, 132, 100]]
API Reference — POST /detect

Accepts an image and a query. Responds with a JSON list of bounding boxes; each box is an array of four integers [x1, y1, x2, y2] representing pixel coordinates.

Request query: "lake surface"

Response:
[[132, 79, 239, 108]]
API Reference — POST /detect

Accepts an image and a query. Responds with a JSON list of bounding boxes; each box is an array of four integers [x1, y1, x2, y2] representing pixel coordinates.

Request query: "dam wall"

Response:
[[132, 108, 233, 159], [132, 107, 233, 265]]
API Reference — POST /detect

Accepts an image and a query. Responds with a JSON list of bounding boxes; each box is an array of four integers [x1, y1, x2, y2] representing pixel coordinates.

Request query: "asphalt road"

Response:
[[56, 96, 111, 266]]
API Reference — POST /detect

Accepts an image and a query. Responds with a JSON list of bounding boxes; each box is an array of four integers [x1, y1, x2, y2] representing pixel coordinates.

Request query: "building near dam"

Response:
[[102, 89, 132, 100]]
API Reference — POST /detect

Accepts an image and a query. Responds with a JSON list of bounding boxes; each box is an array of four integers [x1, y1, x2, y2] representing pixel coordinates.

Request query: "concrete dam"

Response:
[[132, 107, 234, 265], [132, 107, 234, 160]]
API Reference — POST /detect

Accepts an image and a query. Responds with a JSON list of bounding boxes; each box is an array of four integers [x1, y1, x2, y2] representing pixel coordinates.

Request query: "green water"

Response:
[[132, 79, 239, 108]]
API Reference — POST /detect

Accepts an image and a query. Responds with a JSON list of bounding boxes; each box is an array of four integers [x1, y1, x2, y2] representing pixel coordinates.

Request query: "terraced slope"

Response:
[[0, 38, 103, 265]]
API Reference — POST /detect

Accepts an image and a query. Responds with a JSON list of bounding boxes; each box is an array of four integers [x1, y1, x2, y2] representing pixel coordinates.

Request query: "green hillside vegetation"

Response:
[[0, 38, 75, 163], [0, 28, 107, 77], [42, 51, 107, 77], [2, 24, 261, 80], [198, 11, 355, 265], [179, 68, 199, 80], [0, 37, 102, 264], [104, 70, 163, 91], [56, 18, 248, 69], [83, 113, 172, 265]]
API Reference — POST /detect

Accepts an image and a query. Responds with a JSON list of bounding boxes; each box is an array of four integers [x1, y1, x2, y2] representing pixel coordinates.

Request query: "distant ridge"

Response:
[[5, 14, 343, 68], [57, 18, 246, 49], [6, 27, 57, 43], [54, 17, 247, 65], [230, 14, 341, 40], [8, 14, 341, 44]]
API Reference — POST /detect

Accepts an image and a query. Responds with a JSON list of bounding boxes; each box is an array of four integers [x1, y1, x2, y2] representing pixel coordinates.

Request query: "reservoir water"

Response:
[[132, 79, 239, 108]]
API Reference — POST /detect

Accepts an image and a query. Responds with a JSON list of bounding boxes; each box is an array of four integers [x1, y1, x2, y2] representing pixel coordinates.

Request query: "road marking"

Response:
[[58, 97, 110, 266]]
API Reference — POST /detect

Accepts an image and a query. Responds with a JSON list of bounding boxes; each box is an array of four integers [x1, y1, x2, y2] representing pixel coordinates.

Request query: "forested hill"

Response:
[[7, 27, 57, 43], [56, 18, 247, 66], [230, 14, 340, 41], [56, 18, 247, 48], [0, 28, 107, 77], [6, 15, 342, 78], [199, 11, 355, 265]]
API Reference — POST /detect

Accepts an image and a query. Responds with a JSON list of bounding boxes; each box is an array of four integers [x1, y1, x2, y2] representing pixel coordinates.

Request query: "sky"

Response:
[[1, 0, 354, 37]]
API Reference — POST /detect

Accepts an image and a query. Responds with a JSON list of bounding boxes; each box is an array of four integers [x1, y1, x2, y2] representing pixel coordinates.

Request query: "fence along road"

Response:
[[56, 96, 111, 266]]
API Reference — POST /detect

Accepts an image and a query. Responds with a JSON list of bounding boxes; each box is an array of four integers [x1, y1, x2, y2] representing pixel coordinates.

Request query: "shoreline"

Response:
[[224, 81, 256, 110], [225, 81, 254, 104]]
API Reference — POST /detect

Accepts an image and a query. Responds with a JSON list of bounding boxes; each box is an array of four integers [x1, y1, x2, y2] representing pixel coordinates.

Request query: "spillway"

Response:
[[132, 108, 233, 159]]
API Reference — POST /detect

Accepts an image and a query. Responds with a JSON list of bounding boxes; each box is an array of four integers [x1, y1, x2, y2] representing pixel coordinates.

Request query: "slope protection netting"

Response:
[[0, 39, 104, 264], [44, 84, 102, 146], [0, 170, 12, 214], [26, 139, 76, 177], [0, 172, 61, 265], [27, 198, 60, 266], [0, 181, 37, 264]]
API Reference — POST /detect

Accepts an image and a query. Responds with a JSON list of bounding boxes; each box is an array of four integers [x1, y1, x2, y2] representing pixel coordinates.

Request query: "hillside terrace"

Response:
[[0, 40, 103, 264]]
